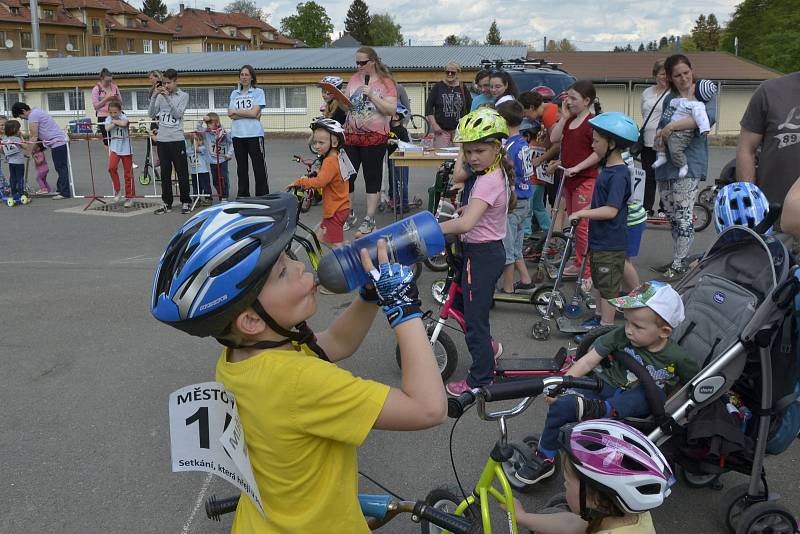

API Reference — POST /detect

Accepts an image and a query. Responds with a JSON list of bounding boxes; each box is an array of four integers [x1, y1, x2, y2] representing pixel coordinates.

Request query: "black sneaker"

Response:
[[513, 281, 536, 293], [153, 204, 172, 214], [515, 454, 556, 485], [576, 396, 608, 421], [662, 263, 688, 281]]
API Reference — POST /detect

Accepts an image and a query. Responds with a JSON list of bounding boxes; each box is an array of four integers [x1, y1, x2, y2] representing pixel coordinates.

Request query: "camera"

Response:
[[155, 80, 163, 87]]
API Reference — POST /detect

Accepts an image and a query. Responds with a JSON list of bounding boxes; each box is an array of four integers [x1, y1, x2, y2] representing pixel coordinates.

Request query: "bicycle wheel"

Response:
[[420, 485, 478, 534], [692, 203, 712, 232], [697, 185, 717, 207], [396, 326, 458, 381], [408, 114, 430, 142], [424, 252, 448, 272], [541, 232, 568, 267]]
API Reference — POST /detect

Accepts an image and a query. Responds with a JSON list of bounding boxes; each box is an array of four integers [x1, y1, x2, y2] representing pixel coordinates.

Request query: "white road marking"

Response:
[[180, 472, 214, 534]]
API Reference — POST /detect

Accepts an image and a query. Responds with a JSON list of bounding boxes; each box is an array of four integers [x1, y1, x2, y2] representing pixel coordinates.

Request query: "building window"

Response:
[[260, 86, 307, 113], [10, 6, 20, 15], [108, 37, 117, 51], [213, 87, 230, 108], [126, 17, 135, 28], [47, 90, 85, 113], [185, 87, 209, 111], [127, 39, 135, 52], [45, 34, 56, 49], [159, 40, 168, 53], [92, 18, 101, 35], [42, 8, 55, 20], [0, 92, 22, 113], [68, 35, 79, 51], [205, 42, 213, 52], [143, 39, 152, 53], [0, 32, 7, 47], [120, 89, 153, 112], [94, 44, 101, 56], [21, 32, 32, 49]]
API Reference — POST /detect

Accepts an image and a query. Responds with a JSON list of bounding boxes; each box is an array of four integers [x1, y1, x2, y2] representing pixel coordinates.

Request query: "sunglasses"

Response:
[[445, 71, 458, 76], [356, 60, 370, 66]]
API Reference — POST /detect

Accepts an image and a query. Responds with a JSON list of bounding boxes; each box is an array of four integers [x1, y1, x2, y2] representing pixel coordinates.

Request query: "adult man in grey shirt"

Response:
[[149, 68, 191, 214]]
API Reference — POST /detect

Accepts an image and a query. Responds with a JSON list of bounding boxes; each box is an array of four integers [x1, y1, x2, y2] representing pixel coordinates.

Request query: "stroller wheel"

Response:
[[531, 320, 551, 340], [679, 466, 721, 489], [735, 501, 798, 534], [720, 482, 767, 534]]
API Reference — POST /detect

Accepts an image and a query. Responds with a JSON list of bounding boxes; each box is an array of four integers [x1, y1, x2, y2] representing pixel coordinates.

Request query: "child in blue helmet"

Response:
[[567, 112, 636, 328], [151, 196, 446, 532]]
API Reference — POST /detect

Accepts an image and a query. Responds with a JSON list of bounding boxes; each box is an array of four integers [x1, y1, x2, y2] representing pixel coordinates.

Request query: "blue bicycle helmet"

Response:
[[714, 182, 770, 233], [151, 194, 326, 355], [588, 112, 639, 149], [395, 104, 410, 119]]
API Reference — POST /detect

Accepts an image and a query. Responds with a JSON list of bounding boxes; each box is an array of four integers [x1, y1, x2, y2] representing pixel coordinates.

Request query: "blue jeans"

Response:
[[210, 162, 229, 199], [387, 159, 409, 206], [538, 382, 666, 455], [524, 184, 551, 236], [51, 144, 71, 197], [453, 240, 505, 387]]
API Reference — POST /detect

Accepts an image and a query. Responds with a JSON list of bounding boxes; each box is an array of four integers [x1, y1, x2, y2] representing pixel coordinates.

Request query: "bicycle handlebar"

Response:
[[204, 494, 477, 533], [447, 375, 603, 418]]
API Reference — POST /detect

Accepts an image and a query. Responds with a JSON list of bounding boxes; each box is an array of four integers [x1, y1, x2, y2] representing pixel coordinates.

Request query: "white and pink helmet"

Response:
[[560, 419, 675, 514]]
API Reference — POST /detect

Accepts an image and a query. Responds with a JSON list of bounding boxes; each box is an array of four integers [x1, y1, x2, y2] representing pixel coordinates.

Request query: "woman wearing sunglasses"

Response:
[[425, 61, 472, 148], [342, 46, 398, 235]]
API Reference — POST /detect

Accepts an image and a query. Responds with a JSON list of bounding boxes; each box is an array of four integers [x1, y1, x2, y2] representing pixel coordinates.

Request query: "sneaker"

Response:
[[153, 204, 172, 214], [113, 190, 123, 203], [132, 162, 139, 169], [662, 263, 687, 281], [491, 339, 503, 362], [445, 380, 472, 396], [580, 277, 593, 293], [513, 281, 536, 294], [123, 199, 133, 208], [343, 210, 357, 232], [562, 264, 580, 277], [581, 315, 601, 329], [357, 216, 376, 234], [181, 203, 191, 214], [515, 454, 556, 485], [576, 396, 609, 421], [649, 261, 674, 274], [52, 194, 67, 200]]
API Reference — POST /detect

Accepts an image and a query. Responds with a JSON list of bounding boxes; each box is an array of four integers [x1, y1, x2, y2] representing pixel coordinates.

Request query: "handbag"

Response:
[[630, 89, 667, 159]]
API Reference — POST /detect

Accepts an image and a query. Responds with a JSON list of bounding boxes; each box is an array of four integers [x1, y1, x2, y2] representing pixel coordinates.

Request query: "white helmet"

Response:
[[559, 419, 675, 516], [320, 76, 344, 89], [310, 117, 344, 135]]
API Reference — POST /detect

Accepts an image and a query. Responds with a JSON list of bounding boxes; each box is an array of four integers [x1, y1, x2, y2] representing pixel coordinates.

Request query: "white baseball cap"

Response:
[[608, 281, 685, 328]]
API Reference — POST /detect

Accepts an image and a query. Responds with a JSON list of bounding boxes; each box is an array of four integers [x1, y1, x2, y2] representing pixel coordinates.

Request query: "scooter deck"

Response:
[[494, 347, 568, 374], [556, 316, 592, 334], [493, 292, 534, 304]]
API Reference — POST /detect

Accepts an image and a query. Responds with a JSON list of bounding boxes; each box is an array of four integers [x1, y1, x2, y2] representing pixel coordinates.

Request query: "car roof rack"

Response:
[[480, 58, 565, 72]]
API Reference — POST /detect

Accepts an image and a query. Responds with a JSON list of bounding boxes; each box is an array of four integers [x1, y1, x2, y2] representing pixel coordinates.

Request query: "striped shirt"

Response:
[[627, 201, 647, 226]]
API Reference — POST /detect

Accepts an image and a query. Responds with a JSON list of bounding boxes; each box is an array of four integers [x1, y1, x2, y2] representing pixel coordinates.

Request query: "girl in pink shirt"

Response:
[[440, 108, 515, 395], [92, 68, 121, 148]]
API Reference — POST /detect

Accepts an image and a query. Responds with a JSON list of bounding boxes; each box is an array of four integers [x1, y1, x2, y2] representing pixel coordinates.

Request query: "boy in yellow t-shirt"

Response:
[[151, 193, 446, 533]]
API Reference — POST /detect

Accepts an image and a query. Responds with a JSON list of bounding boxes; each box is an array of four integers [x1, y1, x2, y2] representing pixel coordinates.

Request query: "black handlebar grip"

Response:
[[414, 502, 476, 534], [447, 391, 476, 418], [482, 378, 545, 402], [205, 495, 240, 521], [560, 376, 604, 392]]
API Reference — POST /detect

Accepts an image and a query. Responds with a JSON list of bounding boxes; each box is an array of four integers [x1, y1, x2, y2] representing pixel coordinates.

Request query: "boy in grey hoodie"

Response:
[[149, 68, 192, 214]]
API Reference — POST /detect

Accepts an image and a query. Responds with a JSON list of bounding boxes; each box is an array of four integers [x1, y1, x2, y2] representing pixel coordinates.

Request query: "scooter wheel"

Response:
[[7, 198, 15, 207], [139, 175, 151, 186], [20, 195, 29, 205], [531, 320, 551, 340], [378, 202, 386, 213], [564, 302, 582, 319]]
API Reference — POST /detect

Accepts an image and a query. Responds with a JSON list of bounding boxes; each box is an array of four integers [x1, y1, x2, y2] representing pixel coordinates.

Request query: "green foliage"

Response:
[[721, 0, 800, 73], [444, 35, 480, 46], [546, 38, 576, 52], [280, 2, 333, 47], [690, 13, 721, 50], [370, 13, 403, 46], [141, 0, 167, 22], [223, 0, 267, 21], [485, 20, 502, 45], [344, 0, 371, 45]]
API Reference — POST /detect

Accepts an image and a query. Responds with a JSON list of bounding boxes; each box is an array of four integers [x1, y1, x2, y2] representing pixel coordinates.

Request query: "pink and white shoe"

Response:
[[491, 339, 503, 362], [445, 380, 472, 396]]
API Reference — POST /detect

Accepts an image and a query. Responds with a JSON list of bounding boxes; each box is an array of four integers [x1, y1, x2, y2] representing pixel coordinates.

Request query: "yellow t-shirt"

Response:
[[595, 512, 655, 534], [215, 345, 391, 533]]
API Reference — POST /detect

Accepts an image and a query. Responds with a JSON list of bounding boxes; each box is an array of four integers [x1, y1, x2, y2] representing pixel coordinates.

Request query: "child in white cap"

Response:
[[653, 79, 718, 178], [515, 280, 699, 486]]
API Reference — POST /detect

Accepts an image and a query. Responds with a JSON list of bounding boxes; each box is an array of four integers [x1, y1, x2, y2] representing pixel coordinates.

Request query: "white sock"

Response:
[[652, 153, 667, 168], [678, 164, 689, 178]]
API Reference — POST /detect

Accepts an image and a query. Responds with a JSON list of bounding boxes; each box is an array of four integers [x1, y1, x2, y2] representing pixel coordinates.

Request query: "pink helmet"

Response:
[[532, 85, 556, 98], [560, 419, 674, 514]]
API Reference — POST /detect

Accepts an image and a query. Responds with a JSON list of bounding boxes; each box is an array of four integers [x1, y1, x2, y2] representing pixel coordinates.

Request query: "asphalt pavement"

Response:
[[0, 139, 797, 533]]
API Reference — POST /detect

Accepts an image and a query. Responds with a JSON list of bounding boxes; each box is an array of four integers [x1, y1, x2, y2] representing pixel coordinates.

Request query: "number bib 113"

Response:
[[169, 381, 265, 516]]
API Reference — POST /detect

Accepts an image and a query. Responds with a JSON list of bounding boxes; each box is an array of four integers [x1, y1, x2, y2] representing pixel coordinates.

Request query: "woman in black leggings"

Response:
[[228, 65, 269, 196]]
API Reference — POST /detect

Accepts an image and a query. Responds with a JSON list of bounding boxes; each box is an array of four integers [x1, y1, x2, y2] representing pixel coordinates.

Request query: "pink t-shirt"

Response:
[[91, 82, 121, 117], [344, 74, 396, 146], [462, 168, 508, 243]]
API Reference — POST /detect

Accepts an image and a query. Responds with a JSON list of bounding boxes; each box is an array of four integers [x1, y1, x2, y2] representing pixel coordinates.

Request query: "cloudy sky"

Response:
[[167, 0, 741, 50]]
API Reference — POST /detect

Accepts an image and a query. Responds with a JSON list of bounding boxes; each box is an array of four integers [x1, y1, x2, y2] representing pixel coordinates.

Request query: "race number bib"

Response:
[[169, 382, 265, 516], [532, 146, 554, 184], [627, 160, 646, 204], [233, 96, 254, 110], [157, 111, 178, 127]]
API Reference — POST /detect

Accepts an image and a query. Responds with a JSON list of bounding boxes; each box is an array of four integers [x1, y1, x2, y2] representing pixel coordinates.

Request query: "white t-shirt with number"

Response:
[[229, 87, 266, 139]]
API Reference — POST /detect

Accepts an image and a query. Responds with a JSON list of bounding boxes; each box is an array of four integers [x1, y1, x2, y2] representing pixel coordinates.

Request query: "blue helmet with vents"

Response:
[[588, 112, 639, 149], [151, 194, 320, 339], [714, 182, 770, 233]]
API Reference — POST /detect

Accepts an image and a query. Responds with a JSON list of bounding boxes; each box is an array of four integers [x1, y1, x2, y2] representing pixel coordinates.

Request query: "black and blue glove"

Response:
[[367, 262, 422, 328]]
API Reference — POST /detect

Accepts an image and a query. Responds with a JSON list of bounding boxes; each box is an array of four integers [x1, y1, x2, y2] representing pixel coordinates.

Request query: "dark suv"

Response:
[[479, 58, 576, 96]]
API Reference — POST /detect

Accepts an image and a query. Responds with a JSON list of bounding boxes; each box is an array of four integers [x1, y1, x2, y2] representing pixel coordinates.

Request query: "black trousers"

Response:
[[233, 136, 269, 197], [157, 140, 191, 206], [641, 146, 662, 212]]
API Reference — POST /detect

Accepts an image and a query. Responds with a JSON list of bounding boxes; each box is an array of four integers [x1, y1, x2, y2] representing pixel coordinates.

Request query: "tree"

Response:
[[344, 0, 371, 45], [637, 42, 645, 52], [370, 13, 403, 46], [444, 34, 479, 46], [486, 20, 502, 45], [721, 0, 800, 73], [224, 0, 267, 21], [443, 34, 459, 46], [658, 36, 669, 49], [141, 0, 167, 22], [280, 2, 333, 48], [546, 38, 576, 52], [706, 14, 722, 50], [691, 13, 721, 50]]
